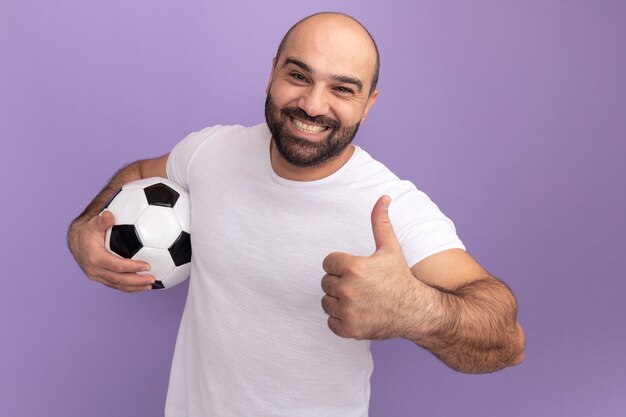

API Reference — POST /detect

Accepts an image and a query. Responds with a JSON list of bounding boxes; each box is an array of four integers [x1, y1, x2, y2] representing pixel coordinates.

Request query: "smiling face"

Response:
[[265, 13, 379, 178]]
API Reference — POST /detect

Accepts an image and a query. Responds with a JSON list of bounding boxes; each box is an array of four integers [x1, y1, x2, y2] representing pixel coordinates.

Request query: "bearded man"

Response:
[[68, 12, 525, 417]]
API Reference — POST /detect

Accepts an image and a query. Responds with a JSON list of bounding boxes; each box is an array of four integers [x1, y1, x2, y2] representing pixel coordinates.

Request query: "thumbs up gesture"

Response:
[[321, 195, 421, 340]]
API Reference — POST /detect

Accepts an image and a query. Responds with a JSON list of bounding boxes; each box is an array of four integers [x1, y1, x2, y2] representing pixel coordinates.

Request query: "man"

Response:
[[68, 12, 525, 417]]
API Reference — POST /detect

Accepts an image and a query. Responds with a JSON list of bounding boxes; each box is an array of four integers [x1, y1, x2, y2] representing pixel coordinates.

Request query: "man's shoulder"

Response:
[[173, 123, 270, 159], [349, 146, 405, 184], [184, 123, 269, 142], [337, 146, 426, 203]]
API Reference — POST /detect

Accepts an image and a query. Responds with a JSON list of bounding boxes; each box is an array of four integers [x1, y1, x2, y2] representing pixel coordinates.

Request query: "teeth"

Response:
[[292, 118, 327, 134]]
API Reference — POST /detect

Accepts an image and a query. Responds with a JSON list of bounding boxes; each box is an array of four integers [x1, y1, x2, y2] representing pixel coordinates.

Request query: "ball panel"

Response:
[[110, 225, 143, 259], [144, 183, 180, 208], [135, 206, 182, 249], [172, 193, 191, 232], [169, 231, 192, 266], [133, 247, 175, 282], [161, 263, 191, 288], [105, 188, 149, 225], [152, 281, 165, 290]]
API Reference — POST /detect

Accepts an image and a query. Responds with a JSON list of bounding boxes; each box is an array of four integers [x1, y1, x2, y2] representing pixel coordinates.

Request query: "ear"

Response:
[[360, 89, 379, 124], [266, 57, 277, 95]]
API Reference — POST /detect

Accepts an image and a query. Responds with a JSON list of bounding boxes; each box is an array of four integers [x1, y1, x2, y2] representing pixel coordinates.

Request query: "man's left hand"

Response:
[[321, 195, 422, 340]]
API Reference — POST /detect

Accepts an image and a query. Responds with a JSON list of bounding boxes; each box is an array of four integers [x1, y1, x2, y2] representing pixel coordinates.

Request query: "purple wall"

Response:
[[2, 1, 625, 416]]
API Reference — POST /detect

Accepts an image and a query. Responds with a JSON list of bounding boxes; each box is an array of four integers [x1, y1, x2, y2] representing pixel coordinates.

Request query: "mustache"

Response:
[[281, 107, 339, 129]]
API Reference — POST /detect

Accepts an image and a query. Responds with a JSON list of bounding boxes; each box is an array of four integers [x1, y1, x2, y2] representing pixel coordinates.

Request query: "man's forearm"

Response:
[[70, 161, 143, 228], [66, 159, 159, 292], [410, 276, 524, 374]]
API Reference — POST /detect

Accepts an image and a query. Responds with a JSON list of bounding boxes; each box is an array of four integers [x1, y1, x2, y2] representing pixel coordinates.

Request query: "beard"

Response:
[[264, 93, 360, 168]]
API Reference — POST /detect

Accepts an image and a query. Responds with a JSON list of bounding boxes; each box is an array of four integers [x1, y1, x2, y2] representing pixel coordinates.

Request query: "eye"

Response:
[[335, 86, 355, 95], [290, 72, 307, 82]]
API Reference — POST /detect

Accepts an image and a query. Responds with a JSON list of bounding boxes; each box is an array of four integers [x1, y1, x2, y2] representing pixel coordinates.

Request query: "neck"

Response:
[[269, 140, 355, 182]]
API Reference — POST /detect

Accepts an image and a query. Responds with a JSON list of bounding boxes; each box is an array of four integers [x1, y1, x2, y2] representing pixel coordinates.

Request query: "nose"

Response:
[[297, 86, 330, 118]]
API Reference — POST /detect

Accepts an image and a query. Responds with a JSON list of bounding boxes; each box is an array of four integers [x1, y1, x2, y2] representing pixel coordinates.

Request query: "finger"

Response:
[[105, 281, 154, 293], [99, 251, 151, 274], [111, 282, 154, 293], [322, 251, 352, 276], [371, 195, 401, 253], [321, 274, 340, 297], [321, 294, 339, 317], [327, 316, 343, 337], [92, 276, 152, 292], [95, 210, 115, 232], [100, 269, 155, 287], [94, 270, 155, 291]]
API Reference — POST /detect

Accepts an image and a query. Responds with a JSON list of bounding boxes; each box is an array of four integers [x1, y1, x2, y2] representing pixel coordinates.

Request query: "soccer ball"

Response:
[[101, 177, 191, 289]]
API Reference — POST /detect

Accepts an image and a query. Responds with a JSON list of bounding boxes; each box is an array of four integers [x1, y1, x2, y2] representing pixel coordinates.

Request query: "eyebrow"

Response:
[[282, 57, 363, 93]]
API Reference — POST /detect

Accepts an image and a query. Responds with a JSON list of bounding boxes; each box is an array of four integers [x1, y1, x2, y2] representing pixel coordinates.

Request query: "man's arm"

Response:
[[321, 196, 525, 374], [407, 249, 525, 373], [67, 154, 169, 292]]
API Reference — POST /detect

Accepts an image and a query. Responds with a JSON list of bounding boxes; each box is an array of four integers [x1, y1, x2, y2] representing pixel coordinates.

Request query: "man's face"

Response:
[[265, 15, 378, 168]]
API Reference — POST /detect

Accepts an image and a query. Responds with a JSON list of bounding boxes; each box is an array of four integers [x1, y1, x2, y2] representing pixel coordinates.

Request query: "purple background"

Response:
[[2, 1, 625, 416]]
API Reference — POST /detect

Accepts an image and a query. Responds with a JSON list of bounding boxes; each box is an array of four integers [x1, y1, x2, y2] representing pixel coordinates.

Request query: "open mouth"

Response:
[[291, 117, 329, 134]]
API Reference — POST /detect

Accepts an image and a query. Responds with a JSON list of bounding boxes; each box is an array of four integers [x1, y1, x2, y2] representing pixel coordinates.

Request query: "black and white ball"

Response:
[[102, 177, 191, 289]]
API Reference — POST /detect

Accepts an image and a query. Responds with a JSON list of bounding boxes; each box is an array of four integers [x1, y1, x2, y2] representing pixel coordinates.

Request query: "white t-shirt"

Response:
[[164, 124, 464, 417]]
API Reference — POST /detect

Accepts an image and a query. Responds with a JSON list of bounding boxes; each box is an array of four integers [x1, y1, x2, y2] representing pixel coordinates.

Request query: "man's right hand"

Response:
[[68, 210, 155, 292]]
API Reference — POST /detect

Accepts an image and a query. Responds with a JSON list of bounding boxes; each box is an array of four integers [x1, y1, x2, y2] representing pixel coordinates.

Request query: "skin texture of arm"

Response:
[[66, 154, 168, 292], [407, 250, 525, 373], [321, 196, 525, 374]]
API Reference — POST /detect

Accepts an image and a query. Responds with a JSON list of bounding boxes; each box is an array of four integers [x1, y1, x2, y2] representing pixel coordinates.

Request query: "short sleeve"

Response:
[[389, 184, 465, 268], [166, 126, 225, 190]]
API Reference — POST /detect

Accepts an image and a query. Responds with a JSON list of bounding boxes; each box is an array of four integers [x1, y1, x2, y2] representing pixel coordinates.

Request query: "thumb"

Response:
[[371, 195, 401, 253], [96, 210, 115, 232]]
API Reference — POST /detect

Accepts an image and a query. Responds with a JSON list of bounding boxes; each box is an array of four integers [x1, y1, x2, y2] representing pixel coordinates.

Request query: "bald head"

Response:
[[274, 12, 380, 95]]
